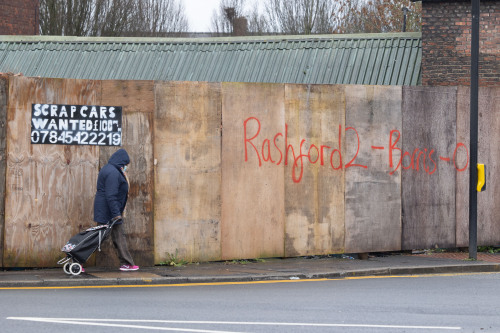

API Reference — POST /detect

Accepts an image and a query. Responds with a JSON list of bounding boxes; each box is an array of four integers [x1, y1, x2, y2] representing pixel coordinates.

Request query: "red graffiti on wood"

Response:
[[388, 130, 469, 175], [243, 117, 469, 183]]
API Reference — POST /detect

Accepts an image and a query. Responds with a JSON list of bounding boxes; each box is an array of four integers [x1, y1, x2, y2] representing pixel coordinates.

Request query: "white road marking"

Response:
[[7, 317, 462, 330], [7, 317, 241, 333]]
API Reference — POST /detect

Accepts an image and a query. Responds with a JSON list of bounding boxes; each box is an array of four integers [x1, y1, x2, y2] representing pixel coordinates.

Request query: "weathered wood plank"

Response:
[[477, 87, 500, 246], [4, 77, 99, 267], [456, 87, 500, 247], [345, 85, 402, 253], [284, 84, 345, 256], [478, 88, 500, 245], [402, 86, 457, 250], [456, 87, 471, 247], [0, 75, 8, 267], [154, 81, 222, 263], [100, 80, 155, 114], [97, 80, 155, 267], [221, 82, 285, 260]]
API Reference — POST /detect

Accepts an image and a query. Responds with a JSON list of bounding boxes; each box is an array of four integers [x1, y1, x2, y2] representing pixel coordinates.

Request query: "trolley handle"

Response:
[[108, 218, 122, 228]]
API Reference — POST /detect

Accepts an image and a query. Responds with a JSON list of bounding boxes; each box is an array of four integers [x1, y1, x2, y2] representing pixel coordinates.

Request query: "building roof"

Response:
[[0, 33, 422, 85]]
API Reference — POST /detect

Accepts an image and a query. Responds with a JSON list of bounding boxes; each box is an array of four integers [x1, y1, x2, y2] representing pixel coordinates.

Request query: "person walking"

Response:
[[94, 148, 139, 271]]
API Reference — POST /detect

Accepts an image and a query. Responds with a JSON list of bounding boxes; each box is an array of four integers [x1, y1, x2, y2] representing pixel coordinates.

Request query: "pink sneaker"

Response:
[[120, 265, 139, 271]]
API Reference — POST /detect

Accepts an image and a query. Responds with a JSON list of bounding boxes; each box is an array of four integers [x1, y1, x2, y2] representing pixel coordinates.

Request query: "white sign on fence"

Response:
[[31, 103, 122, 146]]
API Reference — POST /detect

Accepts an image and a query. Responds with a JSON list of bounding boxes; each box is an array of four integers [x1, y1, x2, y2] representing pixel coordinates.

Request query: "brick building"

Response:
[[0, 0, 39, 35], [418, 0, 499, 86]]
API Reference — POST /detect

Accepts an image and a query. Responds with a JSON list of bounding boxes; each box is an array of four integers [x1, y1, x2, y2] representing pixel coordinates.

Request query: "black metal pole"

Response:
[[469, 0, 480, 260], [403, 7, 408, 32]]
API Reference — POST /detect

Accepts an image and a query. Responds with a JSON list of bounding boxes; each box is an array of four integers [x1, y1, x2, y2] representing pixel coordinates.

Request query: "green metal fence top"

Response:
[[0, 33, 422, 85]]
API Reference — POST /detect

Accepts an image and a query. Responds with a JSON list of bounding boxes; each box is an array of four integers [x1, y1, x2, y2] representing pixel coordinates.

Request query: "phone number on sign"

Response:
[[31, 130, 122, 146]]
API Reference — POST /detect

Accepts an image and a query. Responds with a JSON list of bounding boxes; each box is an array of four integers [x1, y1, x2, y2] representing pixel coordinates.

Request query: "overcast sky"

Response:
[[184, 0, 262, 32]]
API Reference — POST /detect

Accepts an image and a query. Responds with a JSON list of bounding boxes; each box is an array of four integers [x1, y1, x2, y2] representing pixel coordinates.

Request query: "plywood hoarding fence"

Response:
[[0, 75, 498, 267]]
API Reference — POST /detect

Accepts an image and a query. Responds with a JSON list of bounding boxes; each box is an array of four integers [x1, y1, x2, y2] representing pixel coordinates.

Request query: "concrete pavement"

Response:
[[1, 252, 500, 288]]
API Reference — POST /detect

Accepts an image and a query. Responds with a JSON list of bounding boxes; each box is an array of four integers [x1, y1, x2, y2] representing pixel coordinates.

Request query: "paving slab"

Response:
[[1, 253, 500, 288], [90, 272, 162, 279]]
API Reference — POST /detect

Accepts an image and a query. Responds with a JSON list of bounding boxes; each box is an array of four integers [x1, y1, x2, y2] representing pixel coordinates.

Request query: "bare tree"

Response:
[[333, 0, 422, 33], [265, 0, 336, 35], [39, 0, 65, 35], [39, 0, 189, 37], [128, 0, 189, 37], [89, 0, 136, 36], [210, 0, 337, 36], [247, 5, 271, 35], [40, 0, 93, 35], [210, 0, 247, 34]]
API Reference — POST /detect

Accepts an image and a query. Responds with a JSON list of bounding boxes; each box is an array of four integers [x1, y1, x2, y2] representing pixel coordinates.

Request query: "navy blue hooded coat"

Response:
[[93, 149, 130, 224]]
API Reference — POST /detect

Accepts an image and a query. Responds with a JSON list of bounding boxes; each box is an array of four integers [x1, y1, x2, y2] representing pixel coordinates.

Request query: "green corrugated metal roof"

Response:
[[0, 33, 422, 85]]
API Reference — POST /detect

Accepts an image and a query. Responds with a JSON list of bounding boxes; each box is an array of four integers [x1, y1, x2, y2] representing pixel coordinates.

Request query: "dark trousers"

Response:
[[111, 223, 135, 266]]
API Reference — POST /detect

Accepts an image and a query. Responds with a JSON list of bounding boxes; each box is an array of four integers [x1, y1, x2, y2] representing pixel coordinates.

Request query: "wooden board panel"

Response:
[[221, 82, 285, 260], [100, 80, 155, 114], [456, 87, 471, 247], [402, 86, 457, 250], [345, 85, 402, 253], [478, 87, 500, 245], [0, 75, 8, 267], [97, 80, 155, 267], [284, 84, 345, 256], [456, 87, 500, 247], [154, 81, 222, 263], [4, 77, 99, 267]]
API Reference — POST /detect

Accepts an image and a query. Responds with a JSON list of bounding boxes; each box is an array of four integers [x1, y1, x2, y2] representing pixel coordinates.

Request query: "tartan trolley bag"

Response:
[[57, 220, 118, 275]]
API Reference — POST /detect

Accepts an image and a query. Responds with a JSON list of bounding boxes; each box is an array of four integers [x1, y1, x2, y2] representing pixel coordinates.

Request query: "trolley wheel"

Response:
[[63, 262, 72, 275], [70, 263, 83, 276]]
